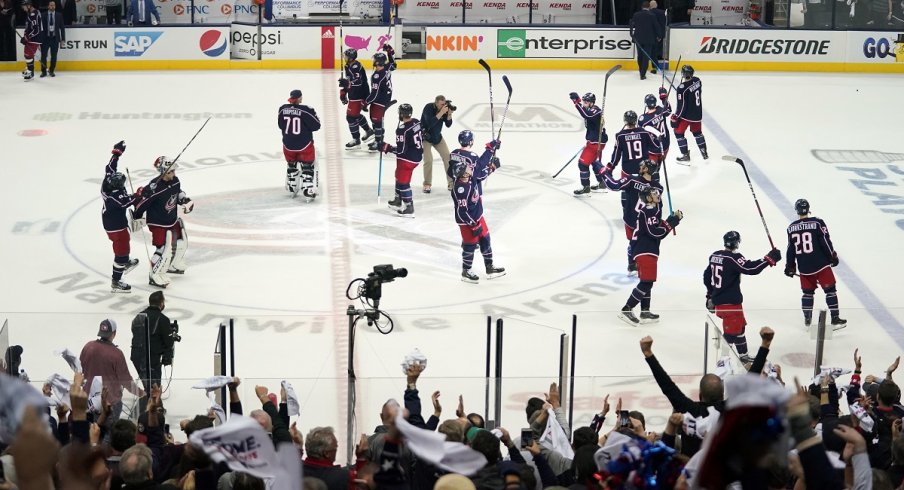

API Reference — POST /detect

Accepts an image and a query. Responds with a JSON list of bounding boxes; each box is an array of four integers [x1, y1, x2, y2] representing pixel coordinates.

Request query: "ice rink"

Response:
[[1, 67, 902, 452]]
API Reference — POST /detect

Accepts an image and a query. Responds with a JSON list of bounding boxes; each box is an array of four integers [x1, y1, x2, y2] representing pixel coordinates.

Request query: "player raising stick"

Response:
[[101, 141, 140, 293], [671, 65, 708, 164], [339, 48, 375, 149], [568, 91, 608, 197], [131, 158, 193, 288], [449, 131, 504, 283], [278, 89, 322, 200], [703, 231, 781, 363], [603, 159, 663, 275], [618, 188, 682, 326], [785, 199, 847, 330], [610, 110, 661, 177], [381, 103, 423, 218], [365, 52, 393, 152], [639, 88, 671, 165]]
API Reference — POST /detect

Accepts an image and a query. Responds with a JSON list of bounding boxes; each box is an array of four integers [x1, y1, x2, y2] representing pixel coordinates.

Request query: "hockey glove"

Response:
[[706, 297, 715, 313], [113, 140, 126, 155], [764, 248, 782, 266], [486, 139, 501, 151], [569, 92, 580, 103], [340, 91, 348, 105], [381, 143, 396, 154], [338, 78, 350, 90], [665, 210, 683, 228], [659, 87, 668, 101], [784, 263, 796, 278], [382, 43, 395, 56], [471, 224, 484, 237], [831, 253, 839, 267], [20, 36, 26, 45], [182, 202, 194, 214], [489, 156, 501, 169], [162, 356, 172, 366], [130, 215, 146, 232], [177, 193, 191, 206], [669, 114, 679, 129]]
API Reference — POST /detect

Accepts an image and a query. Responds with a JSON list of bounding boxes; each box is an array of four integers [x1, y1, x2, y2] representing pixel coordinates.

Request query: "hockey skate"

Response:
[[701, 149, 709, 160], [396, 201, 415, 218], [149, 274, 170, 288], [462, 269, 479, 284], [590, 183, 607, 193], [111, 280, 132, 293], [831, 316, 848, 331], [122, 258, 140, 275], [738, 354, 753, 365], [485, 264, 506, 280], [618, 307, 640, 326], [639, 310, 660, 324], [345, 139, 362, 150], [23, 70, 34, 82], [362, 129, 375, 142], [573, 186, 592, 197], [367, 141, 380, 153], [675, 153, 691, 166], [387, 195, 402, 210]]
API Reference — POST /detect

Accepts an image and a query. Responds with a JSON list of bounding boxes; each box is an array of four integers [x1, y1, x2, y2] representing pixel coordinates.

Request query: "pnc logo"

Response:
[[221, 4, 232, 14], [174, 4, 184, 14]]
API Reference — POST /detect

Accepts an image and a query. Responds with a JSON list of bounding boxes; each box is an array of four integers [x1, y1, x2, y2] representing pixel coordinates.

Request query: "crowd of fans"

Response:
[[2, 319, 904, 490]]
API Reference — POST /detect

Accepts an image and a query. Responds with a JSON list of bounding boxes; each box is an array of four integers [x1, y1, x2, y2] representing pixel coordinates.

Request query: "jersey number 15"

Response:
[[709, 264, 723, 288]]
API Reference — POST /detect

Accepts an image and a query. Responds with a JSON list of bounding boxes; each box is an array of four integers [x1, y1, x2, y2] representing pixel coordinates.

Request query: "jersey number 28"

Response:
[[791, 232, 814, 254]]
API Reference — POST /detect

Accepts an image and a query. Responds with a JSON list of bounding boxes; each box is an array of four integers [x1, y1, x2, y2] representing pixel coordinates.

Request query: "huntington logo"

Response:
[[498, 29, 526, 58], [34, 112, 73, 121]]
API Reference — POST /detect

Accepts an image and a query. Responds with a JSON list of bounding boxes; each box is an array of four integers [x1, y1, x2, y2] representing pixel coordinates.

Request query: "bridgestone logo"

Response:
[[699, 36, 831, 56]]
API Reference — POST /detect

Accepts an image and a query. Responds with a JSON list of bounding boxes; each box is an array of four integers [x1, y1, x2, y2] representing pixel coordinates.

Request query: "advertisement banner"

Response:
[[16, 26, 229, 61], [230, 25, 320, 60], [691, 0, 747, 26], [399, 0, 592, 23], [669, 28, 845, 63], [156, 0, 234, 24], [496, 28, 633, 59], [848, 31, 904, 64], [425, 26, 495, 60], [270, 0, 380, 20], [75, 0, 107, 21], [336, 25, 394, 59]]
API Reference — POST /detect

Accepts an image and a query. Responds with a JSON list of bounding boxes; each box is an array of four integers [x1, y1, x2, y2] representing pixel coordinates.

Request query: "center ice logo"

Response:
[[114, 32, 163, 57], [199, 30, 228, 57]]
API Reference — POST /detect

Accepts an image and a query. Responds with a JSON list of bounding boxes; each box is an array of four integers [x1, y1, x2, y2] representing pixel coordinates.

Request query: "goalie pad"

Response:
[[169, 218, 188, 273], [149, 231, 173, 287], [301, 163, 318, 199]]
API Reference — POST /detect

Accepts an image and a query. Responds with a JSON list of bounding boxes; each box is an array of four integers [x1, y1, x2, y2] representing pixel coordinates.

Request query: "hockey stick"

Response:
[[338, 0, 345, 76], [665, 55, 682, 98], [125, 167, 152, 263], [478, 59, 495, 139], [172, 117, 211, 165], [723, 155, 776, 249], [552, 146, 584, 179], [493, 75, 513, 148], [376, 99, 398, 200], [594, 64, 621, 164]]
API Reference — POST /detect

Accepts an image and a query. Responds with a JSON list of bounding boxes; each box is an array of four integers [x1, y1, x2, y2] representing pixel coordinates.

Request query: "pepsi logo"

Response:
[[221, 4, 232, 14], [199, 29, 227, 57], [173, 4, 184, 13]]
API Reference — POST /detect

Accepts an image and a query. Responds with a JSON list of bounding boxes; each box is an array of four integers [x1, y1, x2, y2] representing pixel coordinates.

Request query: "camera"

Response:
[[445, 100, 457, 112], [369, 264, 408, 283], [170, 320, 182, 343]]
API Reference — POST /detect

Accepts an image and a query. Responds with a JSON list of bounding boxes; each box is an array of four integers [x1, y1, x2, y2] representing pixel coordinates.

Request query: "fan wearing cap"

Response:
[[101, 140, 141, 293], [79, 319, 145, 428], [278, 89, 322, 201], [380, 103, 422, 218], [131, 154, 193, 288]]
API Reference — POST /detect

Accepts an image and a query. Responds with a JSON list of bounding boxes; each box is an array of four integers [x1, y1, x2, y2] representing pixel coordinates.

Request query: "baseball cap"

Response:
[[98, 319, 117, 338]]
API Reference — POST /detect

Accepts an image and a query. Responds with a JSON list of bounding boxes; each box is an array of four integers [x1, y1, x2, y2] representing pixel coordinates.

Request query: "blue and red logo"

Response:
[[199, 29, 227, 57]]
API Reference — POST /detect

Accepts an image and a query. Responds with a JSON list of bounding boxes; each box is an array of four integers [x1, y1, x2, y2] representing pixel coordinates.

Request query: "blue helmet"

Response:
[[458, 130, 474, 147], [644, 94, 657, 109], [624, 110, 638, 126], [373, 52, 388, 67], [795, 198, 810, 215], [344, 48, 357, 60], [723, 230, 741, 250]]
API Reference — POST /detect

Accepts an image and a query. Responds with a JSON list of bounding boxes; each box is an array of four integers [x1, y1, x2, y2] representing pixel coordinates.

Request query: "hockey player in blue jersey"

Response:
[[618, 187, 682, 326], [278, 89, 322, 200], [603, 159, 663, 275], [610, 110, 660, 177], [365, 52, 393, 152], [339, 49, 374, 150], [639, 88, 671, 165], [703, 231, 781, 363], [380, 103, 423, 218], [102, 141, 140, 293], [671, 65, 708, 163], [785, 198, 847, 329], [449, 130, 504, 283], [568, 91, 608, 197]]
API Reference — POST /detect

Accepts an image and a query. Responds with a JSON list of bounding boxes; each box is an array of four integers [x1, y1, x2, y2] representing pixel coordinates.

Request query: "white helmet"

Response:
[[154, 156, 176, 175]]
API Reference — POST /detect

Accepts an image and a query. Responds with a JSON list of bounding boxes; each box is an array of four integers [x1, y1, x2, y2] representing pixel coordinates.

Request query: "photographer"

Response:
[[130, 291, 176, 413], [420, 95, 455, 193]]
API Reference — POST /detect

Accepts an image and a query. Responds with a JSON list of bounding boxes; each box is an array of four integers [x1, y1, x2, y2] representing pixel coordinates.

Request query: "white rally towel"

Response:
[[539, 408, 574, 460], [0, 372, 49, 444], [281, 380, 300, 417], [190, 415, 280, 480], [810, 366, 852, 386], [208, 392, 226, 426], [394, 408, 486, 476], [401, 348, 428, 374], [54, 348, 82, 373], [87, 376, 103, 414], [683, 406, 721, 439], [192, 375, 234, 392], [46, 373, 72, 408]]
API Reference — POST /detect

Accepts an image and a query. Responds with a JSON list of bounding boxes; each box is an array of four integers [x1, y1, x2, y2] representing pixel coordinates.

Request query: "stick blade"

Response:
[[502, 75, 513, 95], [721, 155, 744, 165], [385, 99, 398, 109], [604, 64, 622, 80], [478, 59, 491, 72]]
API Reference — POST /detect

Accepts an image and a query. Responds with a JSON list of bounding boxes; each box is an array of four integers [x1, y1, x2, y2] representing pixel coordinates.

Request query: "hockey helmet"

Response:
[[681, 64, 695, 79], [458, 130, 474, 147], [723, 230, 741, 250], [344, 48, 358, 60], [106, 172, 127, 190], [624, 110, 638, 126], [581, 92, 596, 104], [644, 94, 657, 109], [372, 52, 388, 67], [398, 103, 413, 119], [639, 185, 659, 204], [794, 198, 810, 215], [154, 156, 176, 175], [640, 159, 658, 175], [289, 89, 302, 101]]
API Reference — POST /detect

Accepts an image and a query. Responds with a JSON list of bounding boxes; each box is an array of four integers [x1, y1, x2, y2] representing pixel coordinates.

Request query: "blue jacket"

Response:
[[41, 10, 64, 42], [128, 0, 160, 25]]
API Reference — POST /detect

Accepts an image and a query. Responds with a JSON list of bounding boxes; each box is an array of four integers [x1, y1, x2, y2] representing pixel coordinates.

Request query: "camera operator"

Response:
[[420, 95, 455, 193], [130, 291, 175, 413]]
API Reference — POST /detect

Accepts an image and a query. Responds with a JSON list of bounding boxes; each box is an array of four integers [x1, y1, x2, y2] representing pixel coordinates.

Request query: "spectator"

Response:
[[420, 95, 454, 193], [79, 319, 144, 428], [119, 443, 156, 489], [629, 1, 662, 80], [127, 0, 158, 26], [130, 291, 174, 414], [0, 0, 14, 61], [59, 0, 74, 24], [302, 427, 351, 490], [108, 419, 138, 488], [105, 0, 121, 23], [38, 0, 62, 77]]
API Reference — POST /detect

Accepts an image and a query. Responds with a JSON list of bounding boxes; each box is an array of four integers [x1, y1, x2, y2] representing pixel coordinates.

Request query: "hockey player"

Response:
[[20, 0, 42, 81], [610, 110, 661, 177], [339, 48, 374, 149], [784, 199, 847, 329], [365, 52, 393, 152], [131, 157, 193, 288], [382, 42, 397, 71], [618, 187, 682, 326], [639, 88, 671, 164], [450, 131, 504, 283], [603, 159, 663, 275], [380, 103, 423, 218], [670, 65, 708, 163], [568, 91, 608, 197], [102, 141, 140, 293], [278, 89, 322, 200], [703, 231, 782, 363]]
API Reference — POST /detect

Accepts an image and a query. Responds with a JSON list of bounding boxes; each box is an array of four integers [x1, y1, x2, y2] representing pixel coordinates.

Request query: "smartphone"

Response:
[[618, 410, 631, 428], [0, 459, 6, 483], [520, 428, 533, 449]]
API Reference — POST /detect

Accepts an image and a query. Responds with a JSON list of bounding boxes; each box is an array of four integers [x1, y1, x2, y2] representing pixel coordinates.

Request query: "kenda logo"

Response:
[[497, 29, 632, 59], [427, 34, 484, 51], [113, 31, 163, 57], [416, 1, 439, 6], [698, 36, 831, 55], [863, 36, 904, 62]]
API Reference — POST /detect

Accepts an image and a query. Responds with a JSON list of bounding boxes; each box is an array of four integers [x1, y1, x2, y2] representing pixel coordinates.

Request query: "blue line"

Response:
[[702, 104, 904, 348]]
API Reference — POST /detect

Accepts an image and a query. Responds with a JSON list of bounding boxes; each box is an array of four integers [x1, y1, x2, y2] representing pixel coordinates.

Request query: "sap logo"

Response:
[[113, 32, 162, 57]]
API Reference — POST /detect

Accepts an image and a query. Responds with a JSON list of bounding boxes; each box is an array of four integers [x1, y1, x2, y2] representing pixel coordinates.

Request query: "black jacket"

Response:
[[40, 10, 63, 41], [421, 102, 453, 145], [630, 9, 663, 45], [131, 306, 174, 365]]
